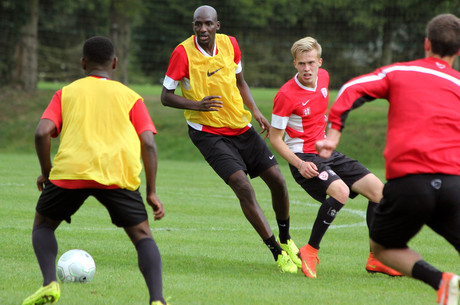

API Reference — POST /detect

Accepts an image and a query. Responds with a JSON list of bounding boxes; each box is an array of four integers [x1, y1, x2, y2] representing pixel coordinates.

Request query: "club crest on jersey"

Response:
[[321, 88, 328, 98], [303, 107, 311, 116], [318, 171, 329, 180]]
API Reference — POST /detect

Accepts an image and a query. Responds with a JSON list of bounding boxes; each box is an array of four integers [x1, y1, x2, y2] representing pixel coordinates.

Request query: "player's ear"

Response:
[[424, 38, 431, 52], [319, 58, 323, 67], [112, 57, 118, 70], [81, 57, 86, 70], [216, 21, 221, 31]]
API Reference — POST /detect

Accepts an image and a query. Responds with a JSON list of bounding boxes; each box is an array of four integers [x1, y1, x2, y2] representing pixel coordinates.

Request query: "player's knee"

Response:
[[228, 173, 253, 195], [327, 181, 349, 203], [125, 221, 152, 244], [261, 167, 288, 194]]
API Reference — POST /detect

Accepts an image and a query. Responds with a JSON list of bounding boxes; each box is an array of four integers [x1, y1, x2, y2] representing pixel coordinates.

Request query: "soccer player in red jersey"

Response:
[[317, 14, 460, 304], [270, 36, 401, 278], [161, 5, 298, 273], [22, 36, 167, 305]]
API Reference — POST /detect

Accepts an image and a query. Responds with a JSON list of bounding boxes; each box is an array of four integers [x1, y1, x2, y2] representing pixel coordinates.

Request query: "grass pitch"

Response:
[[1, 153, 458, 305]]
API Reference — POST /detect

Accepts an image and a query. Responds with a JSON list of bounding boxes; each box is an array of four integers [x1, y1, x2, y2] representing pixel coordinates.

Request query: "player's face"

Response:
[[293, 49, 322, 88], [193, 14, 220, 49]]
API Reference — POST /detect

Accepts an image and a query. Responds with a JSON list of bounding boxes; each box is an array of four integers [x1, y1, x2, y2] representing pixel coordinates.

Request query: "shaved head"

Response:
[[193, 5, 218, 22]]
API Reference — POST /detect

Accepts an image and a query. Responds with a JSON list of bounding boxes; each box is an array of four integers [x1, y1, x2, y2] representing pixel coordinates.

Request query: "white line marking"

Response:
[[2, 199, 366, 231]]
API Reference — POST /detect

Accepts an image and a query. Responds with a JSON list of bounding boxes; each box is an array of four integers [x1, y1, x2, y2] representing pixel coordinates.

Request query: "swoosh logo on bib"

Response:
[[207, 67, 223, 77]]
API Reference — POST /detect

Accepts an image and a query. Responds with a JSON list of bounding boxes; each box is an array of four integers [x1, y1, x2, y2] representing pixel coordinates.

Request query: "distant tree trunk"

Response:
[[110, 0, 132, 84], [381, 19, 393, 66], [12, 0, 39, 92]]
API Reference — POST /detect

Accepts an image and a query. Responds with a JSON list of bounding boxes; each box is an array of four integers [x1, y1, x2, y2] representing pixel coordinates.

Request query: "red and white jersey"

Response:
[[271, 69, 329, 153], [328, 57, 460, 180]]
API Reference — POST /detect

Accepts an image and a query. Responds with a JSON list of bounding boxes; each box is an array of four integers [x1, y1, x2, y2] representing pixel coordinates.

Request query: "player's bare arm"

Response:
[[316, 128, 342, 159], [139, 130, 165, 220], [270, 127, 319, 178], [161, 86, 222, 111], [34, 119, 56, 191], [235, 72, 270, 136]]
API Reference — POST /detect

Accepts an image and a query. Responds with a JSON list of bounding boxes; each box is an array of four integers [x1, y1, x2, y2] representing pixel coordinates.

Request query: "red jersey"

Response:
[[328, 57, 460, 179], [271, 69, 329, 153]]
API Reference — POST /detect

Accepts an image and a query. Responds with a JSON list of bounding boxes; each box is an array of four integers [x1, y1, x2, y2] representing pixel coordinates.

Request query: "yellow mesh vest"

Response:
[[181, 34, 252, 129], [49, 77, 142, 190]]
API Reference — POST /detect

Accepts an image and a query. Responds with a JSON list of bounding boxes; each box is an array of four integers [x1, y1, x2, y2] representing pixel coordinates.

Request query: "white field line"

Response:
[[3, 198, 366, 232]]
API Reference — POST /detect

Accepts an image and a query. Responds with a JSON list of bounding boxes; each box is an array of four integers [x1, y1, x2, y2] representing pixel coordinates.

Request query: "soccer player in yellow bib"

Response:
[[161, 5, 299, 273], [22, 36, 167, 305]]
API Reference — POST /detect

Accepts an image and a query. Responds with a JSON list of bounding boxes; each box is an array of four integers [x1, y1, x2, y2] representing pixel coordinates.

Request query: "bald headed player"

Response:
[[161, 5, 300, 273]]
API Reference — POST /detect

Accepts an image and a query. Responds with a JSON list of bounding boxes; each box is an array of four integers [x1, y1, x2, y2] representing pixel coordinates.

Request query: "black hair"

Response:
[[82, 36, 115, 64], [426, 14, 460, 57]]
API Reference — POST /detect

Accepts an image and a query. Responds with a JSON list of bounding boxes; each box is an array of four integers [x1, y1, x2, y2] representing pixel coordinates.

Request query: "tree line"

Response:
[[1, 0, 459, 92]]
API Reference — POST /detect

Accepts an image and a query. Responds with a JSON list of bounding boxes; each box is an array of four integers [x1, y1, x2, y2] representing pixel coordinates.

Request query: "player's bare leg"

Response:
[[227, 170, 273, 239], [227, 170, 297, 273]]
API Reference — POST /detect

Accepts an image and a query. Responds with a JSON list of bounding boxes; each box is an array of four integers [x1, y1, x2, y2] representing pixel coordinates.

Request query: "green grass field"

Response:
[[1, 84, 458, 304], [1, 83, 388, 167], [1, 153, 459, 305]]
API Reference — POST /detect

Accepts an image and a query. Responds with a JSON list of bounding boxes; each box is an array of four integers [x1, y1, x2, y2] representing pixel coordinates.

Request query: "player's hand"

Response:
[[147, 192, 165, 221], [315, 139, 336, 159], [298, 161, 319, 178], [253, 110, 270, 138], [198, 95, 223, 111], [36, 175, 48, 192]]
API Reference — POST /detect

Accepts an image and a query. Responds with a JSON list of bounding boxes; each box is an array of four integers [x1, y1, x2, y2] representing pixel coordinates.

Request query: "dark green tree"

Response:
[[0, 0, 37, 90]]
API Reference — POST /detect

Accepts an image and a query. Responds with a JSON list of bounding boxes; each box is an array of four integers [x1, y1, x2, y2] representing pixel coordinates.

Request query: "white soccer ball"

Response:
[[57, 249, 96, 283]]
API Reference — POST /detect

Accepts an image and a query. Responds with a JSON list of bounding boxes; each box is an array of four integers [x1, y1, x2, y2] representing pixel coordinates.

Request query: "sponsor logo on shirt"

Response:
[[207, 67, 223, 77]]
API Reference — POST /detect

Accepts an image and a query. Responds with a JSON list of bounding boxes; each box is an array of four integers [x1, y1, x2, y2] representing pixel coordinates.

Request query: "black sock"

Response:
[[263, 235, 283, 260], [136, 237, 165, 304], [412, 260, 443, 290], [32, 224, 58, 285], [366, 201, 378, 252], [308, 197, 344, 250], [277, 218, 291, 244]]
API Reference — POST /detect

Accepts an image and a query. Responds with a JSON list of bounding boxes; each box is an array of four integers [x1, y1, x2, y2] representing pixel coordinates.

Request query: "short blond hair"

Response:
[[291, 37, 322, 59]]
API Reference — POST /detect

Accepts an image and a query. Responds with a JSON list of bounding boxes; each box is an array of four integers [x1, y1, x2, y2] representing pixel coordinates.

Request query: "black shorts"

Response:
[[36, 181, 148, 227], [289, 150, 371, 202], [370, 174, 460, 250], [188, 126, 278, 183]]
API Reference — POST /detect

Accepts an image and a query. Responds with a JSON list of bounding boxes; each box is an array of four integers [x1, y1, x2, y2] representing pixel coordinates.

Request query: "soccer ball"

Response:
[[57, 249, 96, 283]]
